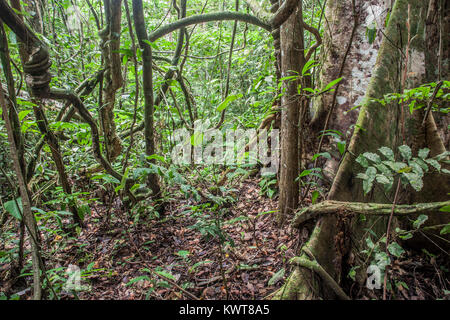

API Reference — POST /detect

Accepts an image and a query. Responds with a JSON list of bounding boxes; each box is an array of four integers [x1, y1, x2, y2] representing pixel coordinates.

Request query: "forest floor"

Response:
[[1, 176, 449, 300], [49, 178, 300, 300]]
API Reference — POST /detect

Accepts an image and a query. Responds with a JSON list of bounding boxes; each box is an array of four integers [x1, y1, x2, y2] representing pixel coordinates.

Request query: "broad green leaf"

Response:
[[440, 224, 450, 235], [409, 161, 424, 177], [398, 145, 412, 161], [363, 152, 381, 164], [384, 161, 407, 172], [337, 141, 346, 155], [91, 174, 120, 184], [190, 131, 203, 146], [362, 167, 377, 194], [402, 172, 423, 191], [375, 163, 392, 176], [146, 154, 166, 163], [388, 242, 405, 258], [311, 191, 319, 205], [18, 110, 32, 122], [312, 152, 331, 161], [418, 148, 430, 160], [216, 93, 243, 112], [411, 158, 429, 172], [298, 170, 312, 178], [413, 214, 428, 229], [356, 154, 369, 168], [378, 147, 394, 161], [399, 232, 413, 240], [375, 174, 391, 186], [4, 198, 22, 220], [425, 159, 441, 171]]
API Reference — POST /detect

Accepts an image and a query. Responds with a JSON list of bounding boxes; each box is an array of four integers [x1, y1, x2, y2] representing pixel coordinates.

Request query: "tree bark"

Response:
[[132, 0, 161, 197], [277, 3, 306, 225], [0, 79, 42, 300], [99, 0, 123, 161], [275, 0, 449, 300]]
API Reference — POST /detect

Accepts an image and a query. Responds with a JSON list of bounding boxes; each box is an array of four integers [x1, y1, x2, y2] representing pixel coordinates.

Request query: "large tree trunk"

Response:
[[277, 3, 305, 225], [424, 0, 449, 146], [275, 0, 449, 299], [311, 0, 390, 136]]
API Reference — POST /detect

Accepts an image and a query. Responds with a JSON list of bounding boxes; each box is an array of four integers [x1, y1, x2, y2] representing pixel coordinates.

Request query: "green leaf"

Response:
[[311, 191, 319, 205], [18, 110, 32, 122], [216, 93, 243, 112], [362, 152, 381, 164], [126, 275, 150, 286], [142, 39, 158, 49], [418, 148, 430, 160], [190, 131, 203, 146], [146, 154, 166, 163], [388, 242, 405, 258], [323, 77, 343, 91], [356, 154, 369, 168], [384, 161, 407, 172], [176, 250, 190, 259], [398, 145, 412, 161], [302, 59, 318, 76], [425, 159, 441, 171], [402, 172, 423, 191], [156, 269, 176, 281], [375, 163, 392, 176], [411, 158, 429, 172], [189, 260, 213, 273], [4, 198, 23, 220], [91, 174, 120, 184], [337, 141, 346, 155], [365, 237, 375, 250], [399, 232, 413, 240], [439, 205, 450, 213], [440, 224, 450, 235], [375, 174, 391, 186], [312, 152, 331, 161], [348, 266, 359, 281], [298, 169, 312, 178], [413, 214, 428, 229], [268, 268, 285, 286], [115, 167, 130, 193], [366, 26, 377, 44], [362, 167, 377, 194], [378, 147, 395, 161], [395, 281, 409, 290]]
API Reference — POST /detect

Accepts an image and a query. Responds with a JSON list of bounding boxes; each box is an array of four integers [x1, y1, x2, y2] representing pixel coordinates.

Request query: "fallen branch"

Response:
[[293, 200, 450, 228]]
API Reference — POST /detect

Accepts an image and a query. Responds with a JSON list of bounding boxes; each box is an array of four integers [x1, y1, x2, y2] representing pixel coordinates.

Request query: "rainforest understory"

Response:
[[0, 0, 449, 300]]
